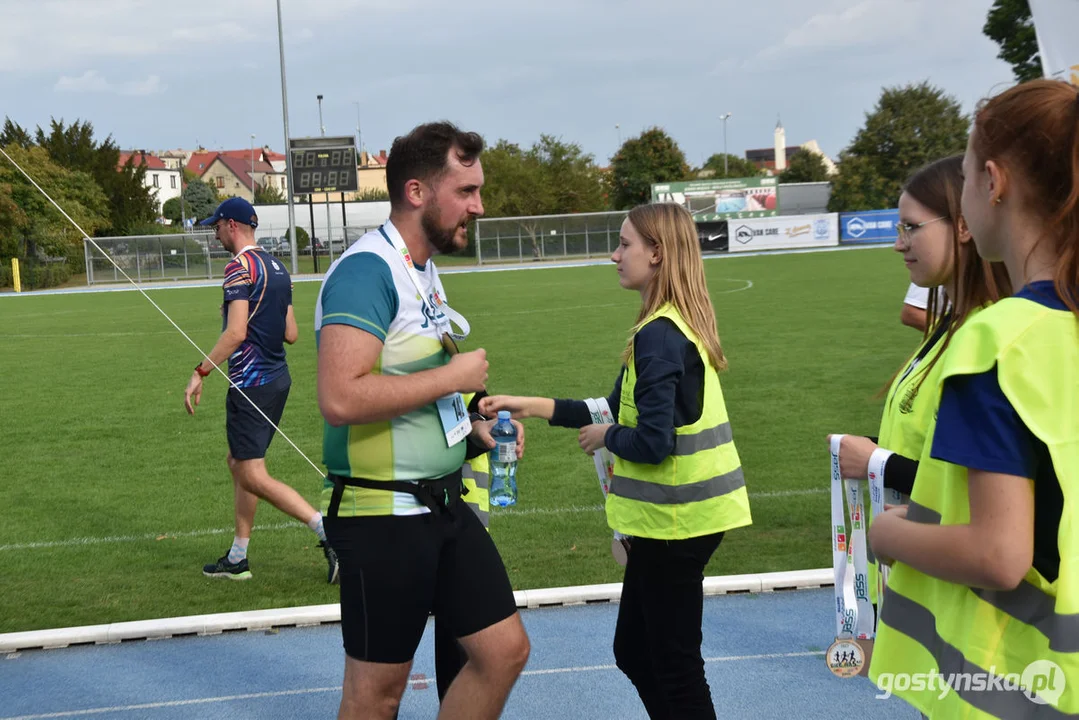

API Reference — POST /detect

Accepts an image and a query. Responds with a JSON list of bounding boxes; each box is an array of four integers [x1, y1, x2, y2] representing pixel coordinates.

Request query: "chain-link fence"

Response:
[[475, 211, 629, 265], [85, 232, 217, 285], [84, 225, 383, 285]]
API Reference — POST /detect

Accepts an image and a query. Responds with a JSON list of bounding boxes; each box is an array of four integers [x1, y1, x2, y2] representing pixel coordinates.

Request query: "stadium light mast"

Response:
[[276, 0, 299, 273], [720, 112, 732, 176]]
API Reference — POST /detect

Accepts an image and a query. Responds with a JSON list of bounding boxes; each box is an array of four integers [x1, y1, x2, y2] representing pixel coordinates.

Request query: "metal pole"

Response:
[[84, 238, 92, 286], [318, 94, 331, 267], [562, 220, 567, 258], [338, 194, 347, 255], [183, 234, 189, 277], [584, 223, 590, 258], [276, 0, 299, 275], [354, 101, 362, 155], [517, 224, 522, 262], [250, 133, 256, 202], [159, 237, 164, 279], [721, 112, 732, 177], [475, 220, 482, 265], [495, 226, 501, 260], [309, 194, 319, 274]]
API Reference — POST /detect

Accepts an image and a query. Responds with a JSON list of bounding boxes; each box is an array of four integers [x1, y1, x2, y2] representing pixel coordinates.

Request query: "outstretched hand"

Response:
[[480, 395, 534, 419]]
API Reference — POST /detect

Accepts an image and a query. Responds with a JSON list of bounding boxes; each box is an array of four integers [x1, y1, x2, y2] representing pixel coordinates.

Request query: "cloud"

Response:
[[119, 75, 166, 96], [172, 22, 255, 43], [54, 70, 166, 96], [0, 0, 426, 73], [53, 70, 111, 93], [755, 0, 924, 61]]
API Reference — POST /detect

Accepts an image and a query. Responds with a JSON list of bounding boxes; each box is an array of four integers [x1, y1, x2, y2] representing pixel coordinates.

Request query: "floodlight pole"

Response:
[[276, 0, 299, 274]]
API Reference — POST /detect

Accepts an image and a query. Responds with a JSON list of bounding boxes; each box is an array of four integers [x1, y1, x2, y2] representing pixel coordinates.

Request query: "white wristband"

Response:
[[868, 447, 894, 486]]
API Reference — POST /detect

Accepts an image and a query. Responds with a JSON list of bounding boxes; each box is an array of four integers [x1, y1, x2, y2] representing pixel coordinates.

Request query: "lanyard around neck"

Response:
[[378, 225, 470, 342]]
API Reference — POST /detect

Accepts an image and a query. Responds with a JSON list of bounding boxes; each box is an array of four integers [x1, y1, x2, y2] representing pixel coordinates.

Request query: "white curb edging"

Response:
[[0, 568, 832, 652]]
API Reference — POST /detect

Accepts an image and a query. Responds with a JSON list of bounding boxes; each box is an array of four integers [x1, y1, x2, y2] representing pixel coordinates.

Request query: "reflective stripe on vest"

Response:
[[610, 466, 745, 505], [461, 459, 490, 529], [869, 297, 1079, 717], [672, 422, 733, 455], [606, 303, 752, 540]]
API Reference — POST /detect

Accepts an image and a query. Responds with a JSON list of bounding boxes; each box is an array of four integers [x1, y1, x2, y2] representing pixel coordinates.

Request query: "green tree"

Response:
[[284, 226, 310, 252], [482, 135, 606, 218], [0, 144, 109, 260], [480, 135, 608, 258], [609, 128, 690, 210], [35, 118, 157, 234], [254, 182, 284, 204], [0, 118, 33, 149], [984, 0, 1042, 82], [698, 153, 761, 179], [162, 196, 184, 225], [779, 150, 830, 183], [183, 179, 220, 222], [828, 82, 969, 212]]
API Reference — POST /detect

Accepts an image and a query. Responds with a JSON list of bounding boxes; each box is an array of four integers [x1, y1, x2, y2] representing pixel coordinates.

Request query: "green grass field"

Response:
[[0, 246, 917, 634]]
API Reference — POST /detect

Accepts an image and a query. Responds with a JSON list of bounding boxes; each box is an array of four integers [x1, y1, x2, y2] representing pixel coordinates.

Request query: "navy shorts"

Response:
[[225, 371, 290, 460], [325, 498, 518, 664]]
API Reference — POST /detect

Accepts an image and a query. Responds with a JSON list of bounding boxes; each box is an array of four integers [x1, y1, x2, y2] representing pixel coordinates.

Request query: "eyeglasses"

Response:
[[896, 216, 947, 242]]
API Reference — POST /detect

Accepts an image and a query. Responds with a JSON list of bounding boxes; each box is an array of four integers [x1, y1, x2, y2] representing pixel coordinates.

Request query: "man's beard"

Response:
[[422, 205, 469, 255]]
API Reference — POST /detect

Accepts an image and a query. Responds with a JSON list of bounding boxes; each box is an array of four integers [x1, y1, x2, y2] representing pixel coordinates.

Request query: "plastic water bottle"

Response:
[[489, 411, 518, 507]]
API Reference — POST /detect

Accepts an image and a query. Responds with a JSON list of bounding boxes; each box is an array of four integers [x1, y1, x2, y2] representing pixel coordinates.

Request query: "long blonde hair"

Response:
[[621, 202, 727, 370]]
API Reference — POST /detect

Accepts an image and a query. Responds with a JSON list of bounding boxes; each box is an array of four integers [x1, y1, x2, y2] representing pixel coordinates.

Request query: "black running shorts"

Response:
[[225, 371, 291, 461], [325, 501, 518, 663]]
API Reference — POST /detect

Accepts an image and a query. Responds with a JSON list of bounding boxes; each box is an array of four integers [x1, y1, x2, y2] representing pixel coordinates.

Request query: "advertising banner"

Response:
[[727, 213, 838, 253], [652, 177, 778, 221], [839, 209, 899, 245]]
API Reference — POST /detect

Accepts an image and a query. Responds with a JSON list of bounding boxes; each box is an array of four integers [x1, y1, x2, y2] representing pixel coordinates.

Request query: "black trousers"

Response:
[[613, 532, 724, 720]]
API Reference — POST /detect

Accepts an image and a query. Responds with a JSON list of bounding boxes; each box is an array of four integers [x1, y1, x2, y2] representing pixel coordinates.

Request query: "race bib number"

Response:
[[437, 393, 471, 447]]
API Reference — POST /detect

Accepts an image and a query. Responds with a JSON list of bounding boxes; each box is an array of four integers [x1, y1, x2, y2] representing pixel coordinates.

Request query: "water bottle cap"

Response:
[[497, 410, 511, 420]]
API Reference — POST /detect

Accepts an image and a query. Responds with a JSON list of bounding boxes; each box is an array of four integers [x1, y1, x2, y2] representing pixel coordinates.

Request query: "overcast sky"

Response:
[[0, 0, 1016, 167]]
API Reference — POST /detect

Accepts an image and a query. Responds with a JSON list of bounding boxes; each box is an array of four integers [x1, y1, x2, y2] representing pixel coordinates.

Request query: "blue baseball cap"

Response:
[[199, 197, 259, 228]]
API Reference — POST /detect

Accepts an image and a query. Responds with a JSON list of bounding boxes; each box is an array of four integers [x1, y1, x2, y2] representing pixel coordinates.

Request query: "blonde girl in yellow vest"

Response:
[[868, 79, 1079, 718], [482, 202, 750, 719]]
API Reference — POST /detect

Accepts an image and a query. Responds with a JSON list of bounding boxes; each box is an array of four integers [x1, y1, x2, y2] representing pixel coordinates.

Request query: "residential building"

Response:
[[118, 151, 182, 215]]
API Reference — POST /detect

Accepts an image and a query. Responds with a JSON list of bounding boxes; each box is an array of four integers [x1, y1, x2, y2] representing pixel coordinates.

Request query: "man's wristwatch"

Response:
[[195, 362, 212, 378], [469, 412, 487, 425]]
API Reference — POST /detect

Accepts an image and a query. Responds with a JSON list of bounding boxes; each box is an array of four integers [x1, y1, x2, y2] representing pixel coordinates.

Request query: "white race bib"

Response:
[[436, 393, 471, 447]]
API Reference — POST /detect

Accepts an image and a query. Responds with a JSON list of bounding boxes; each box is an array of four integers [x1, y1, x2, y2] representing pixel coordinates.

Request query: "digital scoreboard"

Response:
[[288, 136, 359, 195]]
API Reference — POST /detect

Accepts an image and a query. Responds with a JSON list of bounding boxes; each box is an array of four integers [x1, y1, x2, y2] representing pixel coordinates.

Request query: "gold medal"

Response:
[[825, 638, 865, 678], [441, 332, 459, 356], [611, 536, 630, 566]]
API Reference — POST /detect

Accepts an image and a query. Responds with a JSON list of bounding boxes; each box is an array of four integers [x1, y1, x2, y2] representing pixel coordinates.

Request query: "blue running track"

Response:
[[0, 588, 913, 719]]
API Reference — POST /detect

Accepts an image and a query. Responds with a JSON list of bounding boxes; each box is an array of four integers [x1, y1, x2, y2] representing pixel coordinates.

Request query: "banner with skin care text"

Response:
[[727, 213, 839, 252]]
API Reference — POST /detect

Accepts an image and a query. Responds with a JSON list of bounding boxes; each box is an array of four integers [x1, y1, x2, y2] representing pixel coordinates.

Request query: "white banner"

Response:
[[1030, 0, 1079, 85], [727, 213, 839, 253]]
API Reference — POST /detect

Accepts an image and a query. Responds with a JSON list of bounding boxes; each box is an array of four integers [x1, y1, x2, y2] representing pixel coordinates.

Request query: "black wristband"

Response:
[[469, 412, 487, 424]]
